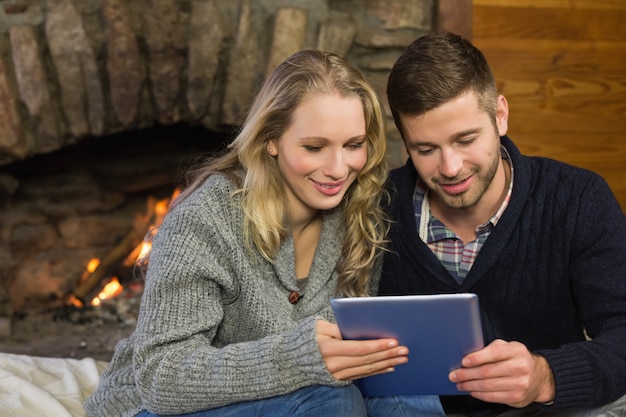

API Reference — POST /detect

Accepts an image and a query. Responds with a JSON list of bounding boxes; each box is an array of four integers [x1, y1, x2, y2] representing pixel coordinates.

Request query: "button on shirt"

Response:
[[413, 146, 514, 285]]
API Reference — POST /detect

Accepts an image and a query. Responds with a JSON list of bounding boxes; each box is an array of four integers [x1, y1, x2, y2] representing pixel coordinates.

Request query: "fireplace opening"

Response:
[[0, 124, 230, 359]]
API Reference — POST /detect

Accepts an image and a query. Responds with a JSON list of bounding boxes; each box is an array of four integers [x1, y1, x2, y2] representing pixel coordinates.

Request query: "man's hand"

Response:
[[316, 319, 409, 380], [448, 339, 556, 408]]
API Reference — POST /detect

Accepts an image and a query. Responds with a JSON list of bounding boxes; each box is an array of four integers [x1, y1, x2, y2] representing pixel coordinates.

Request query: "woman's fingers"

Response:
[[316, 320, 409, 380]]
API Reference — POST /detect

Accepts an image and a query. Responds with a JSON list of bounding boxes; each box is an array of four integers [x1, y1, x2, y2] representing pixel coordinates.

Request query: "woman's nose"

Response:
[[322, 150, 349, 179]]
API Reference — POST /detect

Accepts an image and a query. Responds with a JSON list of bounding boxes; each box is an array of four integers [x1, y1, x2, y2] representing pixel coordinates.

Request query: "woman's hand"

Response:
[[316, 319, 409, 381]]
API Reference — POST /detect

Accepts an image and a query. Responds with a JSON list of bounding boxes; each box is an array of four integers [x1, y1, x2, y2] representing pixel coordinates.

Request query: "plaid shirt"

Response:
[[413, 147, 514, 284]]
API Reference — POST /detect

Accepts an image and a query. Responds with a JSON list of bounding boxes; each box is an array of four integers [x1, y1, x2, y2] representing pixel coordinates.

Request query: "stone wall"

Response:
[[0, 0, 436, 336], [0, 0, 434, 166]]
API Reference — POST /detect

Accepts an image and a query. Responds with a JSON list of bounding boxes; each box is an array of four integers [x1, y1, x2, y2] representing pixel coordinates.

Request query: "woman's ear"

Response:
[[266, 139, 277, 156]]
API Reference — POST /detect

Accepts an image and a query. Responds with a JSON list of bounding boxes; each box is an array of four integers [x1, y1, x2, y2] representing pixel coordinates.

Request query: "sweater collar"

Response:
[[272, 210, 343, 297]]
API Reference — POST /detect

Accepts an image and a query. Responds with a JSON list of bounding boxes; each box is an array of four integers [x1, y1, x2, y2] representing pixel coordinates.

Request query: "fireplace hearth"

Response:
[[0, 123, 233, 358], [0, 124, 229, 314]]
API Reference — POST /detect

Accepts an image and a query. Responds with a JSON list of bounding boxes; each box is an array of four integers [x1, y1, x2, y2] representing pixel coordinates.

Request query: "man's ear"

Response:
[[495, 95, 509, 137]]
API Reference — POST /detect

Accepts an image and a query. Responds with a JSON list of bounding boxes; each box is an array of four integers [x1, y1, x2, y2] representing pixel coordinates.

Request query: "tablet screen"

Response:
[[331, 293, 484, 396]]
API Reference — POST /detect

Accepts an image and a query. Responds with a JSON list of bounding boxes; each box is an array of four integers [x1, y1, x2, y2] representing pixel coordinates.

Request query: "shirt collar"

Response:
[[414, 145, 514, 243]]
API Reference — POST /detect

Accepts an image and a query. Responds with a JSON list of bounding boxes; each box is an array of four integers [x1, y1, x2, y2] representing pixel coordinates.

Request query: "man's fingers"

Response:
[[461, 339, 510, 367], [449, 339, 553, 408]]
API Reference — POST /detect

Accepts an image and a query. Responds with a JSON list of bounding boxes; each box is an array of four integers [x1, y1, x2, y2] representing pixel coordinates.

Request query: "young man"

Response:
[[380, 32, 626, 417]]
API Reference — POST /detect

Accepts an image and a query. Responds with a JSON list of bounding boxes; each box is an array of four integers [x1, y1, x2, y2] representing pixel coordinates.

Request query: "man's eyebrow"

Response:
[[452, 127, 482, 139], [405, 138, 434, 147], [407, 127, 483, 146]]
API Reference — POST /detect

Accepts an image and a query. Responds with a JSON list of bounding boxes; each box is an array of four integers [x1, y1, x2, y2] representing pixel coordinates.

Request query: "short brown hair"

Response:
[[387, 32, 498, 135]]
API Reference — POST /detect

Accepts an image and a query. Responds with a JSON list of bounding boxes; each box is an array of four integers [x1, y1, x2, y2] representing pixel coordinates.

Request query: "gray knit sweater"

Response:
[[84, 174, 376, 417]]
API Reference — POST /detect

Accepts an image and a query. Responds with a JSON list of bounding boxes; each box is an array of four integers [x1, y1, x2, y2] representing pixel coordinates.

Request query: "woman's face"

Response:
[[267, 93, 368, 222]]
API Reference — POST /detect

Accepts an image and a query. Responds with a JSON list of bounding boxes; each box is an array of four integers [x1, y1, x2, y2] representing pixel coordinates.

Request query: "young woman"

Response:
[[84, 50, 444, 417]]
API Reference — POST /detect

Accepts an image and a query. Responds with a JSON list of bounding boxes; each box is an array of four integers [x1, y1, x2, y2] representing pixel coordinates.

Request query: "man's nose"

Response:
[[439, 148, 463, 178]]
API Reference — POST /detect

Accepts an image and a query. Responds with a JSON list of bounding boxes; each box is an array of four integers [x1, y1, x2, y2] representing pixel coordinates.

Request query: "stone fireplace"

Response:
[[0, 0, 437, 337]]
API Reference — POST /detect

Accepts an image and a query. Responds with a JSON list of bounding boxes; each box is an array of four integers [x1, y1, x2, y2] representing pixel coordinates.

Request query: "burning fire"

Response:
[[91, 277, 123, 306], [81, 258, 122, 306], [86, 258, 100, 274], [68, 190, 179, 308]]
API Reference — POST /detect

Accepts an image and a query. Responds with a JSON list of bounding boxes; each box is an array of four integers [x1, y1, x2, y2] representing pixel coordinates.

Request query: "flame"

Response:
[[155, 200, 168, 216], [123, 191, 178, 268], [91, 277, 123, 306], [78, 258, 101, 284], [87, 258, 100, 273], [68, 258, 103, 307], [77, 189, 180, 308], [137, 241, 152, 261], [67, 295, 83, 308]]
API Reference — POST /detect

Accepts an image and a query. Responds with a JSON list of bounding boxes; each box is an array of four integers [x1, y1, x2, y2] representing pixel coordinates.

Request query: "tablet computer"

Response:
[[330, 293, 484, 396]]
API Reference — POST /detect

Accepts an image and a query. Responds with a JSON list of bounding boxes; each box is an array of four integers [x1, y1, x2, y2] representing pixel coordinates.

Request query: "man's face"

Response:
[[400, 91, 509, 212]]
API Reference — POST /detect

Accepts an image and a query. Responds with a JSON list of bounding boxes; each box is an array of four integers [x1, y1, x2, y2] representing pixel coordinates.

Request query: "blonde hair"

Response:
[[166, 50, 388, 297]]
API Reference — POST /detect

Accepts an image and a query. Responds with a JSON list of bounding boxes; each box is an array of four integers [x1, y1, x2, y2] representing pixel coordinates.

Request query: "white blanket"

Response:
[[0, 352, 107, 417]]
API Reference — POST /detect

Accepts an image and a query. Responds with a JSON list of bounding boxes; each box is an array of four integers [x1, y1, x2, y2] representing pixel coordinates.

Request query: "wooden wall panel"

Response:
[[473, 0, 626, 212], [438, 0, 473, 39]]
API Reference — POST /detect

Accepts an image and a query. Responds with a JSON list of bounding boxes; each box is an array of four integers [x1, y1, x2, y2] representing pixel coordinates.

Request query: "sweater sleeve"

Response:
[[135, 316, 339, 414], [130, 177, 344, 415], [536, 173, 626, 409]]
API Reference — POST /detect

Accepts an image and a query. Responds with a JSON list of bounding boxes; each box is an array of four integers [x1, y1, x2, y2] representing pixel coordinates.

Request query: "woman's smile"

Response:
[[311, 178, 346, 196]]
